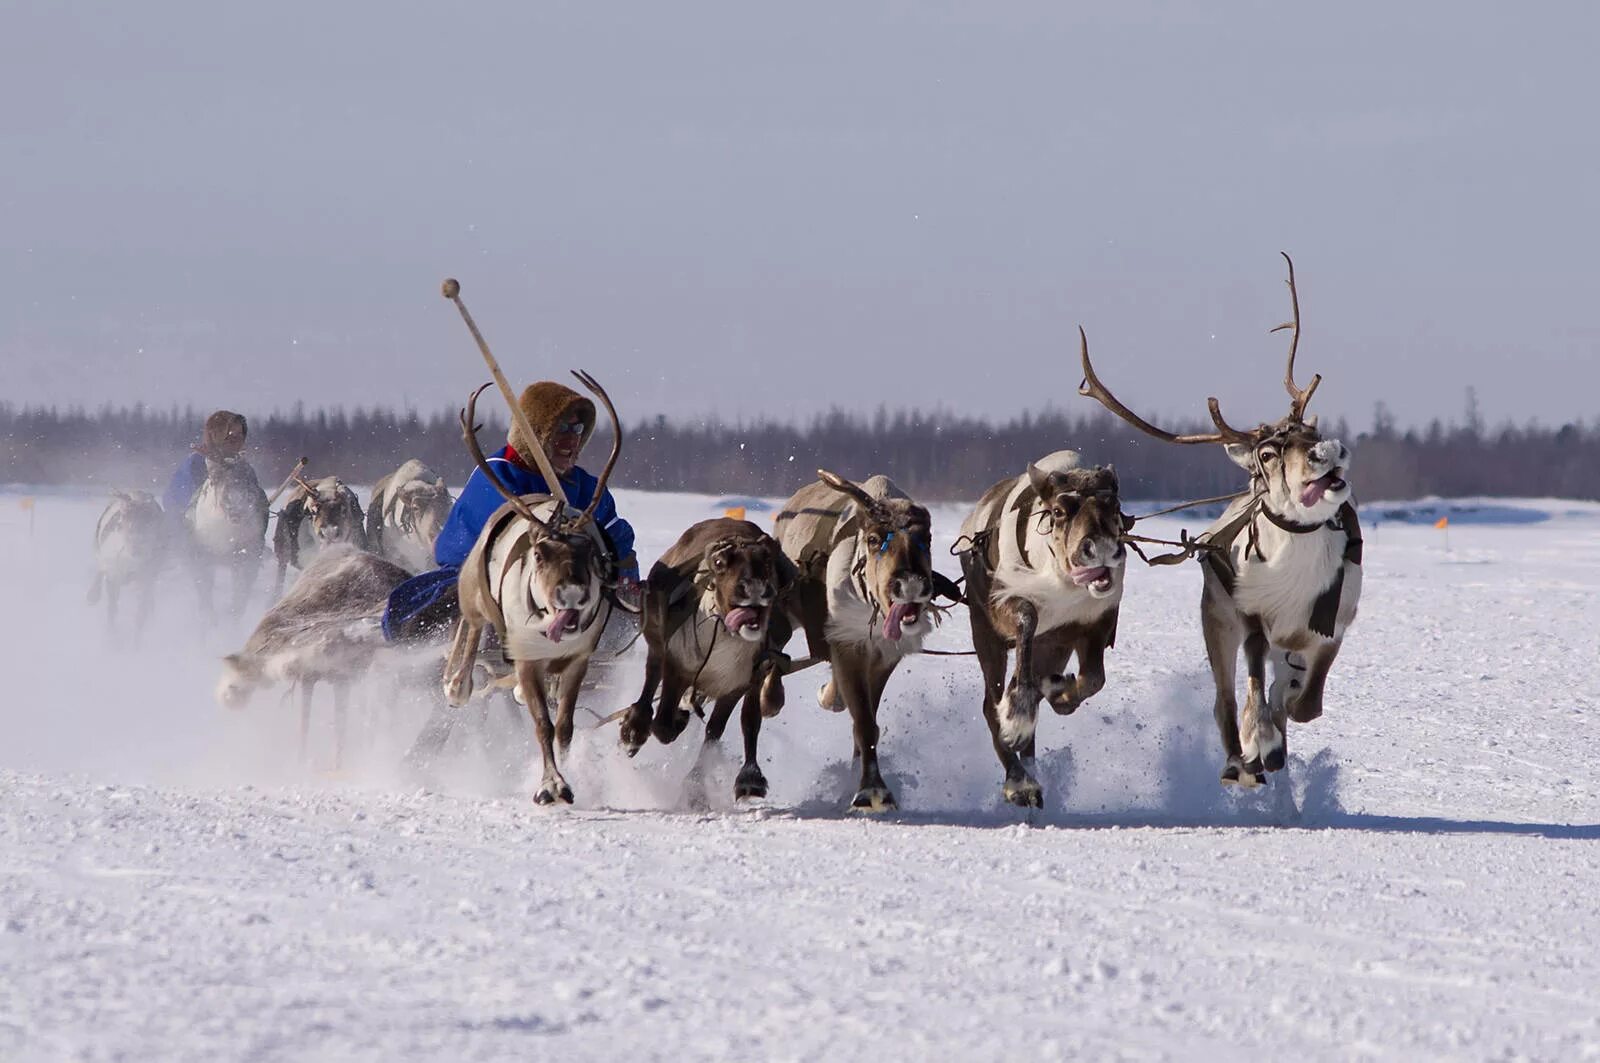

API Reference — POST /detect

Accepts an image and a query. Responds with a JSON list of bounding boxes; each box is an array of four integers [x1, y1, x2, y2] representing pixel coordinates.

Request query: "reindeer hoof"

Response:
[[1288, 698, 1322, 724], [534, 780, 574, 805], [1262, 745, 1287, 773], [1003, 777, 1043, 808], [651, 708, 692, 746], [817, 680, 844, 712], [734, 765, 768, 801], [618, 709, 651, 758], [848, 787, 897, 814], [1221, 759, 1266, 789]]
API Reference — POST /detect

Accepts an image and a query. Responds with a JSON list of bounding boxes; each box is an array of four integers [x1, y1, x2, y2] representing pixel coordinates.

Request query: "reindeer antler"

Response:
[[1273, 251, 1321, 422], [571, 369, 622, 527], [1077, 327, 1257, 446], [816, 469, 888, 519], [461, 383, 547, 530]]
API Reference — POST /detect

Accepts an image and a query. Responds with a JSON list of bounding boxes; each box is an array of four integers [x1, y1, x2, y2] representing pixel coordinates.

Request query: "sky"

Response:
[[4, 1, 1599, 432]]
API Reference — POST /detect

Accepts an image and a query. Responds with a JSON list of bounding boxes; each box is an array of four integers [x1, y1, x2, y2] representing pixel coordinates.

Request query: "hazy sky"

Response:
[[5, 2, 1599, 431]]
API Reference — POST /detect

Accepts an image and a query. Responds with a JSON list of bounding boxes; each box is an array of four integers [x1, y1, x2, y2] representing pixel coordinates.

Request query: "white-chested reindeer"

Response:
[[188, 455, 270, 618], [957, 444, 1130, 809], [272, 475, 366, 597], [367, 460, 453, 574], [774, 470, 955, 812], [1078, 253, 1362, 787], [442, 375, 627, 805], [89, 490, 169, 636]]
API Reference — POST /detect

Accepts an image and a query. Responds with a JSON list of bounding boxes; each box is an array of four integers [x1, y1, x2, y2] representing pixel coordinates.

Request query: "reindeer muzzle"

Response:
[[1299, 471, 1347, 508], [544, 608, 581, 643], [884, 601, 923, 641], [723, 605, 766, 635]]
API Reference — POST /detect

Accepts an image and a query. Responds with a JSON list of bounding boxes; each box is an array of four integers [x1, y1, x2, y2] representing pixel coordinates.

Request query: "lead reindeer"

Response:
[[1077, 253, 1362, 787], [957, 445, 1129, 808], [187, 455, 270, 618], [89, 490, 169, 636], [272, 475, 366, 596], [774, 470, 953, 812], [366, 460, 453, 574], [441, 376, 627, 805]]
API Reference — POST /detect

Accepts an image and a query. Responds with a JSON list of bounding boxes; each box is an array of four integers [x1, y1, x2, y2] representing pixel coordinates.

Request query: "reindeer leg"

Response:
[[442, 616, 483, 707], [683, 695, 740, 808], [969, 595, 1040, 808], [106, 580, 122, 631], [837, 648, 893, 813], [734, 683, 768, 801], [650, 667, 693, 746], [620, 652, 662, 756], [1202, 594, 1250, 786], [995, 599, 1041, 753], [1044, 628, 1109, 715], [1237, 629, 1274, 784], [1286, 639, 1341, 725], [517, 662, 572, 805], [298, 681, 315, 765], [553, 658, 587, 755], [332, 682, 349, 771]]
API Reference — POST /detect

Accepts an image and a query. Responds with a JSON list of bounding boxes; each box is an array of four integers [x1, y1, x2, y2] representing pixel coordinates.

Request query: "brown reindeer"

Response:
[[775, 470, 956, 813], [89, 490, 169, 636], [1076, 253, 1362, 786], [441, 376, 627, 805], [957, 449, 1129, 808], [620, 518, 797, 801]]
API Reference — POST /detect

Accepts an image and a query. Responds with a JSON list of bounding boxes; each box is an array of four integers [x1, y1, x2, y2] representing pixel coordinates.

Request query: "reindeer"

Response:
[[619, 518, 797, 802], [88, 490, 169, 635], [272, 475, 366, 596], [956, 444, 1129, 808], [186, 454, 270, 617], [440, 375, 627, 806], [218, 545, 410, 766], [366, 460, 453, 574], [1077, 253, 1362, 787], [774, 470, 956, 812]]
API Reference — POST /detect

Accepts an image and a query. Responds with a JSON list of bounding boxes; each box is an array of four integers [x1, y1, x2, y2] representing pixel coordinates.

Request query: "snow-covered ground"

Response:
[[3, 486, 1598, 1061]]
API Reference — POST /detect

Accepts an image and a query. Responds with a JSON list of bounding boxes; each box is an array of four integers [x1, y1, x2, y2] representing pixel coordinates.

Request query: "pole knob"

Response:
[[441, 278, 461, 299]]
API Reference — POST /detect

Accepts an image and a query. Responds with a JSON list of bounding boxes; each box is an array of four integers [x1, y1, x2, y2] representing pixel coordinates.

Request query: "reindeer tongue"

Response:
[[723, 607, 762, 634], [884, 602, 917, 641], [544, 609, 579, 644], [1070, 565, 1110, 587], [1300, 472, 1345, 508]]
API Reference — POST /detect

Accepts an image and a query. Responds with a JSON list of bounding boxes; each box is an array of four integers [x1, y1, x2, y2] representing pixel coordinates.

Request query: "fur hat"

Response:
[[507, 381, 596, 458], [199, 410, 248, 457]]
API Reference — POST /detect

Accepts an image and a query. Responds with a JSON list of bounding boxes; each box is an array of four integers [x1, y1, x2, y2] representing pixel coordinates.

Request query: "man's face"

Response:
[[545, 419, 585, 475]]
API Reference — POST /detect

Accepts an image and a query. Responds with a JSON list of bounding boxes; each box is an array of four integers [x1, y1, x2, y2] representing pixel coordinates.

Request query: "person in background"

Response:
[[383, 380, 639, 642], [162, 410, 251, 520]]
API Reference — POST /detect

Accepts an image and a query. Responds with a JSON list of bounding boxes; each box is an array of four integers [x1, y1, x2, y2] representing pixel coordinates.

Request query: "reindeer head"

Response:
[[817, 471, 935, 641], [202, 455, 264, 522], [215, 653, 262, 709], [294, 477, 359, 545], [522, 510, 610, 643], [1027, 462, 1126, 598], [394, 479, 451, 547], [704, 534, 791, 644], [1077, 252, 1353, 526]]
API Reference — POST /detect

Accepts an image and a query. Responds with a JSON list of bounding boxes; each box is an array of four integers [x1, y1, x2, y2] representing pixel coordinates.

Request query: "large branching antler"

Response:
[[571, 369, 622, 527], [1272, 251, 1321, 421], [461, 383, 548, 531], [1076, 326, 1257, 446]]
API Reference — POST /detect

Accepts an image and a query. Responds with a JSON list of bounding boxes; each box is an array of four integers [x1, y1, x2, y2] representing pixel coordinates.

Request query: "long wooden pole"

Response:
[[441, 278, 568, 506]]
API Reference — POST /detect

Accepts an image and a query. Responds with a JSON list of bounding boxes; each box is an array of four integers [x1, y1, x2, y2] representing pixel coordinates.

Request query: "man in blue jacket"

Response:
[[383, 380, 638, 642]]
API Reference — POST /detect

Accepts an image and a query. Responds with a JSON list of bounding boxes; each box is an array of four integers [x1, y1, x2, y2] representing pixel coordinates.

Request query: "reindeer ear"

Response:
[[1224, 444, 1256, 471], [1026, 462, 1051, 496], [1304, 414, 1320, 431]]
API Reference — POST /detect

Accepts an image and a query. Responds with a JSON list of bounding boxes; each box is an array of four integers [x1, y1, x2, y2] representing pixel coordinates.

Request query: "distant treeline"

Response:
[[3, 400, 1597, 503]]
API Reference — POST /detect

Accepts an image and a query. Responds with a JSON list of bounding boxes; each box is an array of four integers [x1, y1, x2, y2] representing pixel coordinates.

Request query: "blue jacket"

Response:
[[162, 453, 208, 517], [433, 447, 637, 577]]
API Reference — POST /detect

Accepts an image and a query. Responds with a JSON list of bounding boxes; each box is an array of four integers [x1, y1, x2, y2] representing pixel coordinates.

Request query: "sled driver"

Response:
[[383, 380, 639, 642], [162, 410, 252, 521]]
